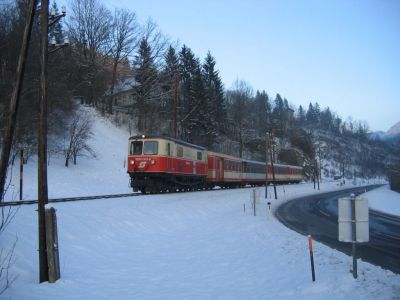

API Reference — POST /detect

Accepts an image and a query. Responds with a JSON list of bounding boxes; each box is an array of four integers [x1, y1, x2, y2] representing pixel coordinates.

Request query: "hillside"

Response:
[[3, 106, 133, 201], [387, 121, 400, 137]]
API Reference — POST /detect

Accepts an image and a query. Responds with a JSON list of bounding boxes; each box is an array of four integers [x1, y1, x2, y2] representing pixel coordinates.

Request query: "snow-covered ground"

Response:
[[364, 185, 400, 217], [1, 106, 399, 299]]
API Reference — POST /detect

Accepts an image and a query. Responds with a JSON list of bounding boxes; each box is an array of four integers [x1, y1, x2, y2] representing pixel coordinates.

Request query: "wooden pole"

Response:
[[265, 135, 268, 198], [19, 148, 23, 200], [45, 208, 60, 283], [173, 74, 179, 138], [38, 0, 50, 283], [0, 0, 36, 201], [269, 132, 277, 199]]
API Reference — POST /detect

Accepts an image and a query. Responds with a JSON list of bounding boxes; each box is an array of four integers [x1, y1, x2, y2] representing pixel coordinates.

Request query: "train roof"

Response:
[[208, 151, 301, 168], [207, 151, 245, 162], [272, 163, 303, 169], [128, 135, 206, 151]]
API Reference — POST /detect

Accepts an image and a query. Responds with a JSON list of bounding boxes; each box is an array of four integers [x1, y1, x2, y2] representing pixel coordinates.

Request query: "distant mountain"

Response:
[[369, 121, 400, 141], [369, 131, 386, 140], [386, 121, 400, 137]]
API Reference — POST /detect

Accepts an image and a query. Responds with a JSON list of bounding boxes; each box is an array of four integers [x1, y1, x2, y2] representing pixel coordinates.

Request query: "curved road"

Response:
[[275, 185, 400, 274]]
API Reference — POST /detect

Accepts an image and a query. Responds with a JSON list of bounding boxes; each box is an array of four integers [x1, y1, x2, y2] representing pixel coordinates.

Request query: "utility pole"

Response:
[[266, 113, 277, 200], [38, 0, 50, 283], [265, 136, 268, 198], [19, 147, 24, 200], [269, 131, 277, 199], [172, 74, 180, 138], [0, 0, 36, 201]]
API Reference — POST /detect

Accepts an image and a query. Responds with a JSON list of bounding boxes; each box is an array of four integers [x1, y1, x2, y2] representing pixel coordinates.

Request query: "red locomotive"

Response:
[[127, 135, 303, 193]]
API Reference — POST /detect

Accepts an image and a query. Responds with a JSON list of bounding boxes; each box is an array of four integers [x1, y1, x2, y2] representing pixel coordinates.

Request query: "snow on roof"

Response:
[[104, 76, 140, 96]]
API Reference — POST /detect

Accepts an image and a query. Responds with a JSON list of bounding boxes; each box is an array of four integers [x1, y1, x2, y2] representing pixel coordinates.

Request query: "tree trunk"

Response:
[[109, 56, 120, 114]]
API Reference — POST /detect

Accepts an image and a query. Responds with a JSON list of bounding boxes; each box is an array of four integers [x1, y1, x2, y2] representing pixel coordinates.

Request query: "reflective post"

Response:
[[308, 235, 316, 282]]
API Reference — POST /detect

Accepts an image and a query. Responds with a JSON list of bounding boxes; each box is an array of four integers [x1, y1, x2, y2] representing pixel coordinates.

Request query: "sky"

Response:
[[105, 0, 400, 132]]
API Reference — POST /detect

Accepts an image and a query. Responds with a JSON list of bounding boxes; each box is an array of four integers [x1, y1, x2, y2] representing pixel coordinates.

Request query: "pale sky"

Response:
[[105, 0, 400, 132]]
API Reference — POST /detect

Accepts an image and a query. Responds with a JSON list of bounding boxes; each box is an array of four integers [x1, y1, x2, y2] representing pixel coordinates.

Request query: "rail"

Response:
[[0, 193, 140, 207]]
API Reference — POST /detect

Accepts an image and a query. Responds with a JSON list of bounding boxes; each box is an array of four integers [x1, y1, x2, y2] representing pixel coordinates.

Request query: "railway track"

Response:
[[0, 184, 266, 207], [0, 193, 141, 207], [1, 182, 378, 208]]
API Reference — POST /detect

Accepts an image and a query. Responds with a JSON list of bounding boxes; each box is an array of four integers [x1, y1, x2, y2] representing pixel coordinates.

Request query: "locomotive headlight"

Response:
[[150, 159, 156, 165], [130, 160, 135, 165]]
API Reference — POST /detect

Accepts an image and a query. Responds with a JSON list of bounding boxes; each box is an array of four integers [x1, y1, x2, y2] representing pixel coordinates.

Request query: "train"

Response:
[[127, 135, 303, 194]]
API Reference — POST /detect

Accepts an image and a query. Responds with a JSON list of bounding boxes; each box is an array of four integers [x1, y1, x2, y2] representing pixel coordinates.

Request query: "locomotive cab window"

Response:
[[197, 152, 202, 160], [130, 141, 143, 155], [143, 141, 158, 155]]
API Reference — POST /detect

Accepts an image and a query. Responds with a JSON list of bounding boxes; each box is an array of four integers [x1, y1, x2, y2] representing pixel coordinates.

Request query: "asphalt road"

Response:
[[275, 185, 400, 274]]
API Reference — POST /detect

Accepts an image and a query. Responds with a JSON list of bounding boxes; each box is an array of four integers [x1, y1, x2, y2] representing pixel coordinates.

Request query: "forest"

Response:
[[1, 0, 399, 182]]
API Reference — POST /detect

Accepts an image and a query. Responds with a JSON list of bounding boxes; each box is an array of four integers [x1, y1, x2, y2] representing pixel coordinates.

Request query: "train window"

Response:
[[197, 152, 202, 160], [167, 143, 171, 156], [177, 146, 183, 157], [143, 141, 158, 155], [130, 141, 143, 155]]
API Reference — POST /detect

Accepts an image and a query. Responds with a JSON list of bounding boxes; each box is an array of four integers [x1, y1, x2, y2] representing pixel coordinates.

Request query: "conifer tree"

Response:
[[306, 102, 316, 126], [297, 105, 306, 126], [161, 46, 180, 135], [254, 90, 271, 136], [202, 51, 226, 146], [134, 38, 159, 133], [178, 45, 198, 141]]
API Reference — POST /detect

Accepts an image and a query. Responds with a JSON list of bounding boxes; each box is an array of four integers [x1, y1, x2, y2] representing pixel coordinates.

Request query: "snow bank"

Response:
[[363, 185, 400, 216]]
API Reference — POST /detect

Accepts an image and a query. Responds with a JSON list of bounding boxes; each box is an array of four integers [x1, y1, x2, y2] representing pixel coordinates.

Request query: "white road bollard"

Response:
[[252, 188, 256, 216], [267, 201, 272, 220]]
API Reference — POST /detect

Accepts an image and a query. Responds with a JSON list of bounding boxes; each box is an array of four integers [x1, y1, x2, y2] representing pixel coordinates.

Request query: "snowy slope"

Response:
[[1, 106, 399, 299], [4, 106, 133, 201], [387, 121, 400, 137]]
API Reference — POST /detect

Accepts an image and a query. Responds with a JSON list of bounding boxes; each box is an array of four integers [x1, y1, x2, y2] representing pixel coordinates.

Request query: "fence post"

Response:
[[45, 207, 60, 282]]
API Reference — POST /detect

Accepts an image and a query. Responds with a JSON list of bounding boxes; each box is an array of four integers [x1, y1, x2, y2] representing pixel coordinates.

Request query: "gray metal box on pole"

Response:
[[338, 197, 369, 242]]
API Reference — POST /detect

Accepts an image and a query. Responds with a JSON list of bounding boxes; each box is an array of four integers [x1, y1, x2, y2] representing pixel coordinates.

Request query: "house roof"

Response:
[[105, 76, 140, 96]]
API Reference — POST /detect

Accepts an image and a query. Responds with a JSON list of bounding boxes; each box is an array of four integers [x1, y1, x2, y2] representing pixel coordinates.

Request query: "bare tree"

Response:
[[226, 80, 254, 157], [68, 0, 112, 105], [0, 204, 18, 294], [107, 8, 140, 114], [0, 235, 18, 295], [64, 112, 95, 167], [142, 18, 169, 68]]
